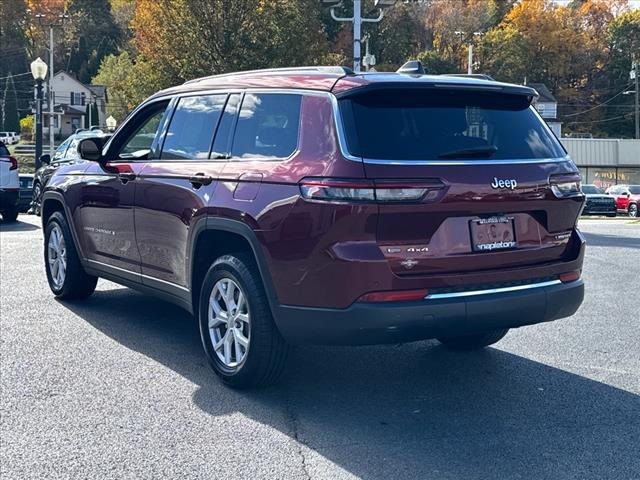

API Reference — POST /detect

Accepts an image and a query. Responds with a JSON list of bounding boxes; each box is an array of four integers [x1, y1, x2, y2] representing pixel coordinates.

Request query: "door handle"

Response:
[[189, 173, 213, 188], [118, 172, 136, 183]]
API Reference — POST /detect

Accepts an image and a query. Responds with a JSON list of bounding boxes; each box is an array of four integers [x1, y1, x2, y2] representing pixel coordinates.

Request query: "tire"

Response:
[[437, 328, 509, 350], [44, 211, 97, 300], [2, 206, 18, 222], [31, 182, 42, 216], [198, 253, 290, 389], [629, 204, 638, 218]]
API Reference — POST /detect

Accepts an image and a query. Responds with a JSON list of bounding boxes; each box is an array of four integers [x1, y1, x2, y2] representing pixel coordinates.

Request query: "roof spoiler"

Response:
[[397, 60, 425, 75]]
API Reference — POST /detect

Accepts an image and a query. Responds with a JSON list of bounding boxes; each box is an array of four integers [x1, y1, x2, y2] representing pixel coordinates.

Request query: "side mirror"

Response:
[[39, 154, 51, 165], [78, 138, 103, 162]]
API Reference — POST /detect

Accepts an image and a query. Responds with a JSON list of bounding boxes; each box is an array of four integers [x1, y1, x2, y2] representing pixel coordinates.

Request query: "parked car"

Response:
[[0, 140, 19, 222], [18, 174, 34, 213], [40, 64, 586, 388], [31, 130, 111, 215], [0, 132, 19, 145], [606, 184, 640, 217], [580, 184, 617, 217]]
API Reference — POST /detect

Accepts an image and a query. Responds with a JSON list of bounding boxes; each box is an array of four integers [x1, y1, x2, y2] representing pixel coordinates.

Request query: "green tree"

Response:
[[65, 0, 122, 83], [416, 50, 459, 74], [2, 74, 20, 132]]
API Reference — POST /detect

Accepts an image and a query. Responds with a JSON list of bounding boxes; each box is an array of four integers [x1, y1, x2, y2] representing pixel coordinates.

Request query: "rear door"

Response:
[[338, 87, 583, 277], [134, 93, 240, 290]]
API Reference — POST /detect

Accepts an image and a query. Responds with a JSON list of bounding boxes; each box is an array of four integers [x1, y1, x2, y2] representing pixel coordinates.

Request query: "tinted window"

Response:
[[582, 185, 602, 194], [629, 186, 640, 194], [231, 93, 301, 159], [119, 101, 170, 158], [0, 142, 9, 156], [53, 138, 71, 160], [340, 89, 565, 161], [211, 94, 240, 159], [161, 94, 226, 160]]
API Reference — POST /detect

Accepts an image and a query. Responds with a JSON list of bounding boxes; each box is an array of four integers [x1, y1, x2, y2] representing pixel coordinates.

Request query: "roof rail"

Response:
[[184, 66, 354, 85], [443, 73, 495, 81]]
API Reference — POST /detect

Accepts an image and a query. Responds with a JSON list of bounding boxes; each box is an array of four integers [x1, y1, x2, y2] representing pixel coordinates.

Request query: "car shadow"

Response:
[[0, 218, 39, 232], [582, 231, 640, 249], [62, 287, 640, 479]]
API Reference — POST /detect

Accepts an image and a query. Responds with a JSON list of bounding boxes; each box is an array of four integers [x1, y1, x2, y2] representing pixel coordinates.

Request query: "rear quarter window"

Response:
[[231, 93, 302, 159], [340, 88, 565, 161]]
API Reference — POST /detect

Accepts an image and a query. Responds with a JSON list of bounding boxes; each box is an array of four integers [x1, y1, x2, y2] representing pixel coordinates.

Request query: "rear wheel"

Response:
[[198, 254, 289, 389], [2, 206, 18, 222], [629, 204, 638, 218], [44, 211, 97, 299], [437, 328, 509, 350]]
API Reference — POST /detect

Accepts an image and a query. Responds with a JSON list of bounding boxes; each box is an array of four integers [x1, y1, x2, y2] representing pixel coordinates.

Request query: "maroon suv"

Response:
[[41, 66, 585, 388]]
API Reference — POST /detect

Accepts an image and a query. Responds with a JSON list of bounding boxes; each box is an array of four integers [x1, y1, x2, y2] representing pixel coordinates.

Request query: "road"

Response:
[[1, 216, 639, 480]]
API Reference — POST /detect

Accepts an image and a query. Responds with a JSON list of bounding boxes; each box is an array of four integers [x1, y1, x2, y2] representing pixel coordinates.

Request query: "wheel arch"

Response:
[[189, 218, 280, 320], [41, 191, 85, 259]]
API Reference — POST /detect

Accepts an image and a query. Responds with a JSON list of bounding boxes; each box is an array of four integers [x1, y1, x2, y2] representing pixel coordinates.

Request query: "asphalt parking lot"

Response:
[[1, 215, 639, 480]]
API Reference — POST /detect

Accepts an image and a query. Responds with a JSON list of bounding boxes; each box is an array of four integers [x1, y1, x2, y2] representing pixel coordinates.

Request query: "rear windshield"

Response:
[[582, 185, 602, 194], [339, 88, 565, 161]]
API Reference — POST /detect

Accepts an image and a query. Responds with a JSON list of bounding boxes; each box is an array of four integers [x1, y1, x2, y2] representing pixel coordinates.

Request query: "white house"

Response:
[[44, 71, 108, 138], [529, 83, 562, 137]]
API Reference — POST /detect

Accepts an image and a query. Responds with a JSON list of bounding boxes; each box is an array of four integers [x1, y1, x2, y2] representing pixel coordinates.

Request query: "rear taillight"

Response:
[[358, 289, 429, 303], [550, 173, 581, 198], [9, 156, 18, 170], [299, 178, 444, 203]]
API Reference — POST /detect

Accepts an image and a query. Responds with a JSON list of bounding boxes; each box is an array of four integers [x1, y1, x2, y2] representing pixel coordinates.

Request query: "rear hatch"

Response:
[[337, 85, 584, 276]]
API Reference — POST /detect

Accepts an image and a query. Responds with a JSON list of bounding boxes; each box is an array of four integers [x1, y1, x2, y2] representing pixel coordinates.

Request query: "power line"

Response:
[[566, 113, 633, 124], [563, 84, 633, 118]]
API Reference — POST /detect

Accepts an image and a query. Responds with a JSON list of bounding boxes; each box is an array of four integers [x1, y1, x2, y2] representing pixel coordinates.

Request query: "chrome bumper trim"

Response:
[[425, 279, 562, 300]]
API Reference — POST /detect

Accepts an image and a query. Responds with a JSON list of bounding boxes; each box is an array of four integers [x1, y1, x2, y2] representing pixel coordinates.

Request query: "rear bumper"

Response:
[[0, 189, 19, 210], [274, 279, 584, 345]]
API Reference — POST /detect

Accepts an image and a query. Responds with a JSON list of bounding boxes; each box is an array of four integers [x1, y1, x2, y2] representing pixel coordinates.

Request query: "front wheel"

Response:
[[629, 204, 638, 218], [31, 182, 42, 215], [198, 254, 290, 389], [44, 211, 97, 299], [437, 328, 509, 350]]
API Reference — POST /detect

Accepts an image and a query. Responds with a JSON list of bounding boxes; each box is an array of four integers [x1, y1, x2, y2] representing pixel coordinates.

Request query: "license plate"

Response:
[[470, 216, 517, 252]]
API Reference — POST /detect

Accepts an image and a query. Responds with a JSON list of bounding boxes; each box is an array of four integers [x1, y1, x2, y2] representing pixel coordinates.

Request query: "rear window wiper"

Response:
[[437, 145, 498, 159]]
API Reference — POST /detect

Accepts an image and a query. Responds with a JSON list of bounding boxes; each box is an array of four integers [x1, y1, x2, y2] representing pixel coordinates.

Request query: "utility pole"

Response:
[[634, 58, 639, 140], [324, 0, 394, 73], [455, 31, 484, 75], [35, 12, 69, 156]]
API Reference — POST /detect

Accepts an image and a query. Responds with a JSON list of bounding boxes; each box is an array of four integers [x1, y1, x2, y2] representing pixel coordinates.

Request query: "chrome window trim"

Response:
[[425, 279, 562, 300]]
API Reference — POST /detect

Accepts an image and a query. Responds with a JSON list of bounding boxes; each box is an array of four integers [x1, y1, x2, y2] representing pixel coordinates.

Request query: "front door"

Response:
[[135, 93, 240, 290], [77, 100, 171, 276]]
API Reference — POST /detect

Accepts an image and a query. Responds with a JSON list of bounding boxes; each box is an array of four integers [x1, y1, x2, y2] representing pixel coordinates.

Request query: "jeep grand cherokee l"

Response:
[[40, 66, 586, 388]]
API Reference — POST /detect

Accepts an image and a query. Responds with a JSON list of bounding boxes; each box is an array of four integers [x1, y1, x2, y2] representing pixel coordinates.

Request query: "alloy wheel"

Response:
[[47, 225, 67, 289], [208, 278, 250, 368], [629, 204, 638, 218]]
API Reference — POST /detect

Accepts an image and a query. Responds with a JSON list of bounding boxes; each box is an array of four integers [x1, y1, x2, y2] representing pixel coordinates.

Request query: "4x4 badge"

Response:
[[401, 259, 418, 269]]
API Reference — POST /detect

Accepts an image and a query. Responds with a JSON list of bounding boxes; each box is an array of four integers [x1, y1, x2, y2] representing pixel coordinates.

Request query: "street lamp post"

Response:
[[31, 57, 48, 171]]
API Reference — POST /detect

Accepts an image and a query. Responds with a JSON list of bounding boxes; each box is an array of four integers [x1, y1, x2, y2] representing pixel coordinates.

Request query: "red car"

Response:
[[606, 184, 640, 217], [41, 64, 585, 388]]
